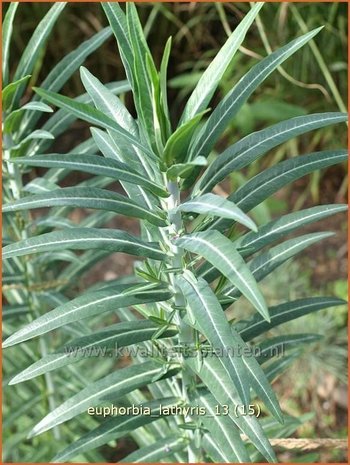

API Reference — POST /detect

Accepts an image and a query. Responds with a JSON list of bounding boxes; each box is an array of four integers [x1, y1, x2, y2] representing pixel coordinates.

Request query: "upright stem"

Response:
[[3, 152, 60, 440], [166, 180, 200, 462]]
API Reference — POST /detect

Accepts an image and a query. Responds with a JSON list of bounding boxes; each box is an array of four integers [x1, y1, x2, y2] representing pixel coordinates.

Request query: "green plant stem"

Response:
[[3, 153, 61, 440], [167, 179, 200, 462]]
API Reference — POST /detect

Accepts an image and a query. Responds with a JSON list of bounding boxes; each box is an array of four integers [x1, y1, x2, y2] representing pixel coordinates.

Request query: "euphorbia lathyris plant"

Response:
[[3, 3, 347, 462]]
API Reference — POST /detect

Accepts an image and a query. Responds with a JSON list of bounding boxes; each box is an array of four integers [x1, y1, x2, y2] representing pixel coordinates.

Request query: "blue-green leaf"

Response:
[[177, 271, 251, 405], [236, 297, 347, 341], [3, 283, 172, 347], [120, 436, 187, 463], [3, 187, 167, 227], [180, 3, 264, 124], [9, 320, 177, 383], [2, 2, 19, 87], [12, 3, 66, 107], [189, 27, 323, 161], [177, 193, 257, 231], [53, 398, 183, 462], [33, 87, 156, 160], [196, 112, 348, 195], [3, 228, 166, 261], [13, 153, 168, 198], [28, 361, 179, 437], [176, 230, 269, 319]]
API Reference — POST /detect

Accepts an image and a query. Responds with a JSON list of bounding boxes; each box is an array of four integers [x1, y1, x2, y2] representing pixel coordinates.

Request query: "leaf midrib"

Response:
[[224, 232, 330, 295], [236, 152, 345, 208], [193, 34, 310, 158], [239, 299, 338, 337], [200, 114, 343, 193], [242, 205, 345, 249]]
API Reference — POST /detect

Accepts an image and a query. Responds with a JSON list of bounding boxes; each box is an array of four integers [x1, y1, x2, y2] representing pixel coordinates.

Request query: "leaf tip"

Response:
[[27, 428, 38, 439], [7, 374, 21, 386], [249, 221, 258, 233], [2, 336, 15, 349]]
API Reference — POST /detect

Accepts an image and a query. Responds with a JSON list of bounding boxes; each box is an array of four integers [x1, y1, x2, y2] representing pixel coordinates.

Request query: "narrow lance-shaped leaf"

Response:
[[9, 320, 178, 384], [3, 187, 167, 227], [175, 230, 269, 320], [222, 232, 334, 299], [33, 87, 156, 160], [256, 333, 321, 365], [68, 70, 163, 212], [235, 296, 347, 342], [177, 193, 257, 231], [3, 228, 166, 261], [188, 27, 323, 162], [197, 204, 347, 282], [185, 356, 276, 462], [2, 2, 19, 87], [210, 149, 347, 231], [3, 283, 172, 347], [188, 30, 323, 167], [177, 271, 252, 405], [53, 397, 183, 462], [195, 112, 348, 195], [240, 351, 283, 422], [80, 66, 138, 135], [8, 130, 54, 152], [28, 361, 179, 437], [159, 36, 172, 137], [12, 3, 66, 107], [195, 389, 250, 463], [21, 27, 114, 134], [202, 434, 231, 463], [35, 81, 130, 155], [177, 276, 282, 421], [236, 204, 347, 255], [126, 2, 157, 148], [101, 2, 135, 88], [180, 2, 264, 124], [233, 150, 348, 214]]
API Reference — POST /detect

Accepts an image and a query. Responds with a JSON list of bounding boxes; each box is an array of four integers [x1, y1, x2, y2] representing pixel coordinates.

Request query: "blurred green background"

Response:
[[4, 2, 348, 462]]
